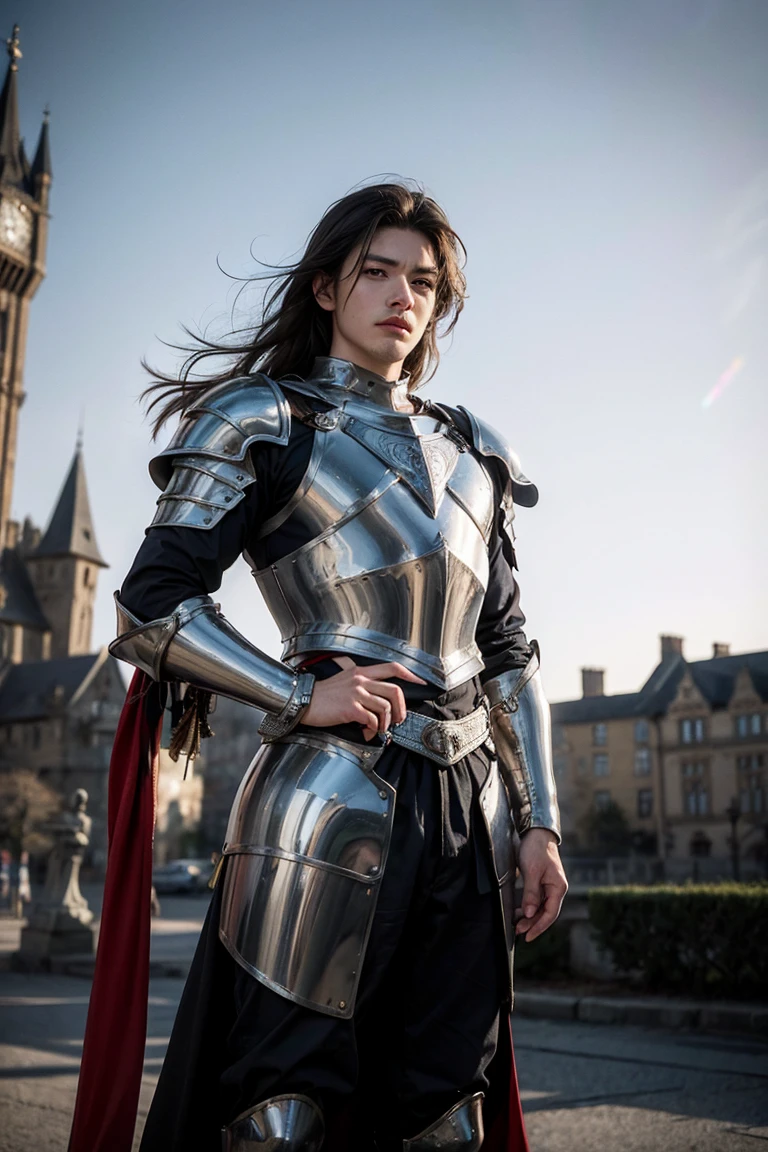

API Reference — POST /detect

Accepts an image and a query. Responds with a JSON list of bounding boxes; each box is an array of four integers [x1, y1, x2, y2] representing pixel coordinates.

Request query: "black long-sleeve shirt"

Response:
[[121, 415, 532, 687]]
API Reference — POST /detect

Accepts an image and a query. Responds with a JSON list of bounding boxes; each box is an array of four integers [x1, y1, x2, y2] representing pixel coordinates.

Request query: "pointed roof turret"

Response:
[[31, 106, 51, 183], [34, 446, 107, 567], [0, 25, 24, 187]]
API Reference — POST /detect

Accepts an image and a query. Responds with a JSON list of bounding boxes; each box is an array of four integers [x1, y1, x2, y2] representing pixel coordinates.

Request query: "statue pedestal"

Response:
[[18, 920, 96, 960], [13, 787, 98, 970]]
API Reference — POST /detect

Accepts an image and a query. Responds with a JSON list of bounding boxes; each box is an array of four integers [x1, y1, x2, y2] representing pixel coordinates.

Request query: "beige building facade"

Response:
[[552, 636, 767, 878]]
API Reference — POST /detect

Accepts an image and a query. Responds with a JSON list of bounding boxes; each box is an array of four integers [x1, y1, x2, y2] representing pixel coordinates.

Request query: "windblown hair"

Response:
[[142, 181, 467, 436]]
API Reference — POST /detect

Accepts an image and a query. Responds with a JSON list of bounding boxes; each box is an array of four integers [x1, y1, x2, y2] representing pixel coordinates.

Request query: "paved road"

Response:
[[1, 890, 767, 1150]]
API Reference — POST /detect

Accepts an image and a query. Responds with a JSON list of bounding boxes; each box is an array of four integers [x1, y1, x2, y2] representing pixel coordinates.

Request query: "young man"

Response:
[[106, 183, 566, 1150]]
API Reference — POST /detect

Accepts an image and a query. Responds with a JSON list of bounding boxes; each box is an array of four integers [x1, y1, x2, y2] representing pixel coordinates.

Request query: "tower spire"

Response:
[[0, 25, 24, 186], [31, 105, 51, 194]]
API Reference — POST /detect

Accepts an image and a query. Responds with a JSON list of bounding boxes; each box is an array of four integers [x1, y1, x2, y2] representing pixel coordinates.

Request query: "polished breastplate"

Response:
[[247, 388, 496, 691]]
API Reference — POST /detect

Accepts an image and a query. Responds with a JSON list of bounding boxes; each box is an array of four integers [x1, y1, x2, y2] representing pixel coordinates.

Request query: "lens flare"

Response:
[[702, 356, 745, 409]]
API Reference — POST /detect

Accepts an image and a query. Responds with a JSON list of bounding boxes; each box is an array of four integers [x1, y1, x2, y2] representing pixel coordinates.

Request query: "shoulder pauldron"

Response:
[[453, 405, 538, 509], [148, 374, 291, 531]]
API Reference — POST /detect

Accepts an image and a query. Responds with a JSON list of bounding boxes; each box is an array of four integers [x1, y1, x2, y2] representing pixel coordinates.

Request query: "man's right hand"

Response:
[[301, 656, 426, 741]]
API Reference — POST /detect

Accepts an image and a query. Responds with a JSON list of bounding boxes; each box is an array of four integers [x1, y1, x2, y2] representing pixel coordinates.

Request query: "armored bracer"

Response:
[[484, 643, 561, 842], [147, 373, 291, 531], [109, 595, 315, 736]]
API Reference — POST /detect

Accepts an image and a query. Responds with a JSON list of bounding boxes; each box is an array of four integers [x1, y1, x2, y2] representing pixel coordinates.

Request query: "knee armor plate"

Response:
[[221, 1093, 324, 1151], [403, 1093, 484, 1151]]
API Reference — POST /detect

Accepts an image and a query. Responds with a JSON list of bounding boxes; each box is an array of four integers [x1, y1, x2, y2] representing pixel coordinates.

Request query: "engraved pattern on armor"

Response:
[[222, 1093, 325, 1152], [343, 415, 459, 515], [403, 1093, 484, 1151], [220, 732, 393, 1017]]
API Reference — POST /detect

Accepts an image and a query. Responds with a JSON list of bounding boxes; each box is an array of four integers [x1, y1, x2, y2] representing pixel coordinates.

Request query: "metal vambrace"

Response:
[[484, 643, 561, 842], [108, 593, 315, 737]]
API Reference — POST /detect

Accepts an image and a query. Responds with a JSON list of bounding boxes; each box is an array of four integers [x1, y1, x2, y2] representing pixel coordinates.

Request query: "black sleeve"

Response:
[[120, 423, 314, 623], [475, 480, 534, 682]]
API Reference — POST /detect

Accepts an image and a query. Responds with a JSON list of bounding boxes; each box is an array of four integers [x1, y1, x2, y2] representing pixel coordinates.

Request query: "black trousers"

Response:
[[140, 740, 508, 1151]]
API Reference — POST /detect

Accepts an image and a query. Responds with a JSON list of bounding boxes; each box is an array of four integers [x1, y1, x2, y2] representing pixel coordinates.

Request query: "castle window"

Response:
[[737, 753, 764, 814], [682, 761, 709, 815], [634, 719, 649, 743], [735, 713, 762, 739], [637, 788, 653, 818], [634, 748, 651, 776], [593, 753, 610, 777], [593, 723, 607, 746], [680, 718, 705, 744], [83, 567, 90, 588]]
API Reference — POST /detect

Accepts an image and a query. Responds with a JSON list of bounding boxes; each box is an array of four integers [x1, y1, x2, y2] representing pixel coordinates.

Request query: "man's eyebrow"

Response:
[[364, 252, 438, 276]]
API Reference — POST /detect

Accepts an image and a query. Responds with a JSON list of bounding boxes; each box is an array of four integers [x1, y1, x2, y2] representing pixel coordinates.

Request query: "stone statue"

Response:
[[17, 787, 96, 962]]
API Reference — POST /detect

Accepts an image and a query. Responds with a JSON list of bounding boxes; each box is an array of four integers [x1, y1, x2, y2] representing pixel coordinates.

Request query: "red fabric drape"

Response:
[[68, 671, 162, 1152]]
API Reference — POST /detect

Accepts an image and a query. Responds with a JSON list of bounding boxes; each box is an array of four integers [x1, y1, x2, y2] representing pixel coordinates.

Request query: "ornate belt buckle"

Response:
[[422, 721, 462, 761]]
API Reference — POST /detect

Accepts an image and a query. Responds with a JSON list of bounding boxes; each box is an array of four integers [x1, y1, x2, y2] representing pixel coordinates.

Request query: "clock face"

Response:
[[0, 198, 33, 257]]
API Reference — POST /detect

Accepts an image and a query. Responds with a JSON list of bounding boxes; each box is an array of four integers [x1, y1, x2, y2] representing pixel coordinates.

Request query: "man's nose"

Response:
[[388, 276, 415, 309]]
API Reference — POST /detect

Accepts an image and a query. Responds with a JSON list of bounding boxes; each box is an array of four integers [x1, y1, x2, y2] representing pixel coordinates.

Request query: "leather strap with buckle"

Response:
[[388, 702, 490, 767]]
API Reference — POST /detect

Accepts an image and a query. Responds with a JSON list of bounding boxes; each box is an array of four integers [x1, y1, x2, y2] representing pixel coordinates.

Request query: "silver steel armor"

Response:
[[149, 374, 291, 531], [220, 732, 393, 1017], [109, 595, 315, 727], [221, 1094, 324, 1152], [485, 644, 561, 842], [247, 358, 528, 691], [112, 357, 550, 1013], [403, 1093, 484, 1151]]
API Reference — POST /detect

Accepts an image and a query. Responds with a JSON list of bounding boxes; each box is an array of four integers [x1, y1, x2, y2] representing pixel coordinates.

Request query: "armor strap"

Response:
[[484, 642, 561, 842], [403, 1093, 484, 1151], [109, 593, 314, 722], [221, 1093, 324, 1151]]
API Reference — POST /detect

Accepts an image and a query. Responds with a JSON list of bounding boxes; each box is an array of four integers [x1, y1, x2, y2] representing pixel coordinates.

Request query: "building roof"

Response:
[[552, 648, 768, 724], [34, 449, 107, 566], [0, 652, 101, 722], [30, 110, 51, 182], [0, 546, 49, 630]]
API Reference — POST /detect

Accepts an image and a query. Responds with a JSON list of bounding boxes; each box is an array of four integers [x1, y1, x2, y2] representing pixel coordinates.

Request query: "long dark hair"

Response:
[[142, 181, 467, 436]]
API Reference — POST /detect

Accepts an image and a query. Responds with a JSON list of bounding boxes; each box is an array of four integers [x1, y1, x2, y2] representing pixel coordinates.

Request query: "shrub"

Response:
[[588, 883, 768, 1000]]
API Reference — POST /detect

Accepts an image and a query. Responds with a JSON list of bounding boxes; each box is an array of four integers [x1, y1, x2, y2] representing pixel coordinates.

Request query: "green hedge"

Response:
[[588, 883, 768, 1000]]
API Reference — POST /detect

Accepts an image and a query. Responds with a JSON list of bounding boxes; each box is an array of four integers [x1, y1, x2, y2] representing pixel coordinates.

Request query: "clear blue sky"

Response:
[[10, 0, 768, 700]]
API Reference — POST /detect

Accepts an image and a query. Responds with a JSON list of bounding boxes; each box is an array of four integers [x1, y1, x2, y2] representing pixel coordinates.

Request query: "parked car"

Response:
[[152, 858, 214, 894]]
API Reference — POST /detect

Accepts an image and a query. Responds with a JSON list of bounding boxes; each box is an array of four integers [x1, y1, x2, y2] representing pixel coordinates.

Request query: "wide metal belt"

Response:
[[387, 701, 491, 767]]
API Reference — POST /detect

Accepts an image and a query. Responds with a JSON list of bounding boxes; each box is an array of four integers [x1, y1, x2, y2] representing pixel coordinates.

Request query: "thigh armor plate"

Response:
[[219, 732, 394, 1018]]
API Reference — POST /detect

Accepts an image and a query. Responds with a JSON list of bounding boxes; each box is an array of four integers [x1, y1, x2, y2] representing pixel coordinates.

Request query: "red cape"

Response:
[[69, 674, 529, 1151], [68, 671, 162, 1152]]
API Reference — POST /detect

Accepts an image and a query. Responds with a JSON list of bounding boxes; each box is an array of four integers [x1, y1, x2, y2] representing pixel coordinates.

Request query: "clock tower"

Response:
[[0, 24, 51, 549]]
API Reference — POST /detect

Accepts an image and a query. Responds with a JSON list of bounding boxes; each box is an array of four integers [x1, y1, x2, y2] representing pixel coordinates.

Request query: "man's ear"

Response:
[[313, 272, 336, 312]]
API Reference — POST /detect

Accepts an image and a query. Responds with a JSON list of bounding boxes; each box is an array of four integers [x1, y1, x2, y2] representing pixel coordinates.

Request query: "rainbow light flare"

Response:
[[702, 356, 745, 409]]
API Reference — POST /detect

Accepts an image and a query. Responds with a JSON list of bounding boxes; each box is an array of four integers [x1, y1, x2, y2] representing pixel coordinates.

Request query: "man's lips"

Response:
[[377, 318, 412, 334]]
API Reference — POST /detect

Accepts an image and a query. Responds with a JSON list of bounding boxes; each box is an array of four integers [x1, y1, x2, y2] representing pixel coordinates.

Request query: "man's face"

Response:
[[314, 227, 438, 380]]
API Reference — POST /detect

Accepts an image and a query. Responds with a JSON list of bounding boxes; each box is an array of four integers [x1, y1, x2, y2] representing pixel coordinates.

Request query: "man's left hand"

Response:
[[515, 828, 568, 943]]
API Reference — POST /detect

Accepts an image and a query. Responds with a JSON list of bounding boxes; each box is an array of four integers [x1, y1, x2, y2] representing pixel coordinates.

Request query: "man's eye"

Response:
[[365, 267, 385, 277], [414, 279, 435, 290]]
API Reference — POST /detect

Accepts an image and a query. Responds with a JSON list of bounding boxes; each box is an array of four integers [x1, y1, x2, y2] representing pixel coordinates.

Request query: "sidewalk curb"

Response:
[[6, 952, 191, 979], [514, 990, 768, 1036]]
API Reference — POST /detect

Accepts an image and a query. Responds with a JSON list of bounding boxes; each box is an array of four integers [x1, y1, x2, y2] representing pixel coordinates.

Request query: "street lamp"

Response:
[[725, 797, 741, 882]]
